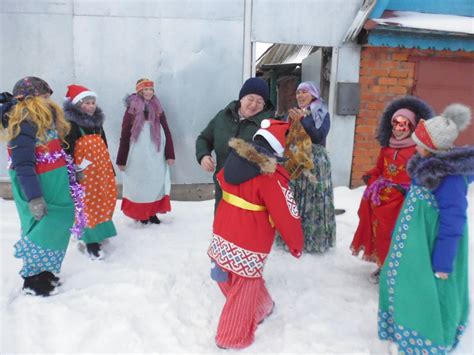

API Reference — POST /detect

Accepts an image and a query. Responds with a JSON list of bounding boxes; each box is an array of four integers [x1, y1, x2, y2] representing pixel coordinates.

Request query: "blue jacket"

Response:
[[408, 147, 474, 273], [9, 120, 42, 201], [300, 111, 330, 146], [431, 174, 472, 273]]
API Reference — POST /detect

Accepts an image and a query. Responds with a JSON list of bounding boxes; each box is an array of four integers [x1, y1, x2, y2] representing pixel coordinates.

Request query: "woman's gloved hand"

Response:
[[28, 197, 47, 221]]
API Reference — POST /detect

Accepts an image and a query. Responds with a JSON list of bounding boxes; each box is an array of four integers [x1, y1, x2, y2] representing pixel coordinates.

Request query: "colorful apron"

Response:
[[74, 128, 117, 243], [11, 137, 75, 277]]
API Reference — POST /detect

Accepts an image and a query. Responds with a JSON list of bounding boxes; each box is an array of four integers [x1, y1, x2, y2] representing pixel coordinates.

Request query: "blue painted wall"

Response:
[[368, 31, 474, 52], [371, 0, 474, 18]]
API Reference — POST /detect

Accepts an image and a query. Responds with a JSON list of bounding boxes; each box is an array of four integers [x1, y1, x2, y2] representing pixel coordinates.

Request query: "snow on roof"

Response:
[[256, 44, 316, 70], [372, 11, 474, 35]]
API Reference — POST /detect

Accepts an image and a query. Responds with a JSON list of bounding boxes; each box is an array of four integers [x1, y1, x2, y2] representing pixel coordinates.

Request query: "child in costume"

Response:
[[207, 119, 304, 349], [350, 96, 434, 283], [378, 104, 473, 354], [116, 79, 175, 224], [64, 84, 117, 260], [5, 77, 77, 296]]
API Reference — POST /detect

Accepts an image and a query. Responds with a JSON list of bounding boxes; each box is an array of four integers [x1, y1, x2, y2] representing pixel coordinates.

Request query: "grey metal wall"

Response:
[[1, 0, 363, 188], [0, 0, 245, 184]]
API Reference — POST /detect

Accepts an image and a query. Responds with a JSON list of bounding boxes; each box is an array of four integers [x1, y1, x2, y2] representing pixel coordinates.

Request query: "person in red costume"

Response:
[[350, 96, 434, 283], [207, 119, 304, 350]]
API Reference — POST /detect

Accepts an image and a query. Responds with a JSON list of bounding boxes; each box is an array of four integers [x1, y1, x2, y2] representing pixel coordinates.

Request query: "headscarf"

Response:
[[127, 93, 164, 151], [297, 81, 328, 129]]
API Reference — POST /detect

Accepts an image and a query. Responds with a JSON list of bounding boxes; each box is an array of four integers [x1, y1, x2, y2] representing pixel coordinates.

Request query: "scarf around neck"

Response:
[[128, 93, 164, 151], [389, 134, 415, 148], [297, 81, 328, 129]]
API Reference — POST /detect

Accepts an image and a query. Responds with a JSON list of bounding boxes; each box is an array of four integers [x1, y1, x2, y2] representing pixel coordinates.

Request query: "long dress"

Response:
[[11, 134, 75, 277], [121, 121, 171, 219], [276, 111, 336, 253], [378, 184, 469, 354], [351, 146, 416, 266]]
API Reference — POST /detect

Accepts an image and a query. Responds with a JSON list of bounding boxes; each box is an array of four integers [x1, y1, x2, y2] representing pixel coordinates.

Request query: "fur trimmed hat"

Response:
[[239, 77, 269, 102], [65, 84, 97, 105], [376, 96, 435, 147], [412, 103, 471, 153], [253, 119, 289, 157], [13, 76, 53, 98]]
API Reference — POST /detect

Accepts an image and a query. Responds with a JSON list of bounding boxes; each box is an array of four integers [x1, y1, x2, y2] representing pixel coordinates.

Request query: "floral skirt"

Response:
[[276, 144, 336, 253]]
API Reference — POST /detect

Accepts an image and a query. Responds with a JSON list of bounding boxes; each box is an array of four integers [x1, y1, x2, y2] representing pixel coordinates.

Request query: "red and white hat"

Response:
[[253, 119, 289, 157], [65, 84, 97, 105]]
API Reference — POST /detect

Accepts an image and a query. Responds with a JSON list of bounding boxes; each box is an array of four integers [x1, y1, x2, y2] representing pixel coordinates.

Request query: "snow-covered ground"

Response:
[[1, 186, 473, 354]]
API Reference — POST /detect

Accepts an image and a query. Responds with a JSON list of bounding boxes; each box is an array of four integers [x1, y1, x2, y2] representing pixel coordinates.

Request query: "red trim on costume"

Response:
[[413, 121, 436, 150], [35, 139, 66, 174], [121, 196, 171, 220], [136, 80, 154, 92]]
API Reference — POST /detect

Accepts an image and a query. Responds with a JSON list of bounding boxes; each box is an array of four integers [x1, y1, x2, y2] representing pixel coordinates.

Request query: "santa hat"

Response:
[[65, 84, 97, 105], [412, 103, 471, 153], [253, 119, 289, 157]]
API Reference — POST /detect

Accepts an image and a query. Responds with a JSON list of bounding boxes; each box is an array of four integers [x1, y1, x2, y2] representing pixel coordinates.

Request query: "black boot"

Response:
[[149, 215, 161, 224], [38, 271, 61, 287], [86, 243, 104, 260], [22, 273, 57, 297], [140, 219, 149, 225]]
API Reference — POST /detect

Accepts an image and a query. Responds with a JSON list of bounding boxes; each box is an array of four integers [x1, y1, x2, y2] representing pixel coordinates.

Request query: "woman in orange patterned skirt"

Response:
[[64, 84, 117, 260]]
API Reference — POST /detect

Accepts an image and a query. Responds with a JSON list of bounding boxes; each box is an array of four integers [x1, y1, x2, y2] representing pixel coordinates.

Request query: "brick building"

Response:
[[349, 0, 474, 187]]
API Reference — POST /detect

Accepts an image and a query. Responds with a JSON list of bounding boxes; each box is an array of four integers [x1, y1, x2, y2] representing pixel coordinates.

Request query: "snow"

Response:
[[1, 186, 473, 354], [372, 11, 474, 35]]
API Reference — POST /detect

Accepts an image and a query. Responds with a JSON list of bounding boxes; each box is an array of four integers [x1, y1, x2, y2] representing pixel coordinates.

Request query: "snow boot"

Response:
[[86, 242, 104, 260], [149, 215, 161, 224], [22, 273, 58, 297], [369, 268, 381, 284], [38, 271, 61, 287], [139, 219, 149, 225]]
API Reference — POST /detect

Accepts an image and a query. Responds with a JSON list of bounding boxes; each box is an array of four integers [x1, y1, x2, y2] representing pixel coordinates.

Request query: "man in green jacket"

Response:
[[196, 77, 274, 210]]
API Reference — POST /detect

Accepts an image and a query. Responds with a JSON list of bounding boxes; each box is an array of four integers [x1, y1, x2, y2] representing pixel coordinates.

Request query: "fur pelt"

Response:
[[283, 115, 316, 183], [377, 96, 435, 147], [407, 146, 474, 190], [229, 138, 276, 174], [63, 100, 104, 128]]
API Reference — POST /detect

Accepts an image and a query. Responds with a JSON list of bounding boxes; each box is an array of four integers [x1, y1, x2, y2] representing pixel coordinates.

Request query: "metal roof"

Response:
[[256, 44, 316, 70]]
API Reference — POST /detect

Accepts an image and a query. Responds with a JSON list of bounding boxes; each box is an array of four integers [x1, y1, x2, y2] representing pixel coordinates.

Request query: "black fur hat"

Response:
[[376, 96, 435, 147]]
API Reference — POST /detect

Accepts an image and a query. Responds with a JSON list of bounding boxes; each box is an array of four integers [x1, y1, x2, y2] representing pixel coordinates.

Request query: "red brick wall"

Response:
[[351, 47, 474, 187]]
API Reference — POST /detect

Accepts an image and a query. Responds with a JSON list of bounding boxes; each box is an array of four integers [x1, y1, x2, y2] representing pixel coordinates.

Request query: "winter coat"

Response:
[[208, 138, 304, 279], [8, 119, 42, 201], [300, 110, 330, 146], [195, 100, 274, 174], [63, 101, 108, 156], [116, 96, 175, 166], [407, 147, 474, 273], [365, 146, 416, 188]]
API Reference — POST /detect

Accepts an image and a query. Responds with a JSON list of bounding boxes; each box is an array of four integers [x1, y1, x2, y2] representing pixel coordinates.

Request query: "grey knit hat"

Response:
[[412, 103, 471, 153]]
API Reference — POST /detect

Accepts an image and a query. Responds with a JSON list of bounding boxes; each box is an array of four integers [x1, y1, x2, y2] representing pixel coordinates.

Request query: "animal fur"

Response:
[[283, 115, 317, 183], [376, 96, 435, 147], [408, 146, 474, 190], [229, 138, 276, 174]]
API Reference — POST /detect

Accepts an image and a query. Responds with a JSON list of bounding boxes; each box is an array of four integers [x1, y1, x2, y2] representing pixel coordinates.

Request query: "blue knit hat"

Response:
[[238, 77, 269, 102]]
